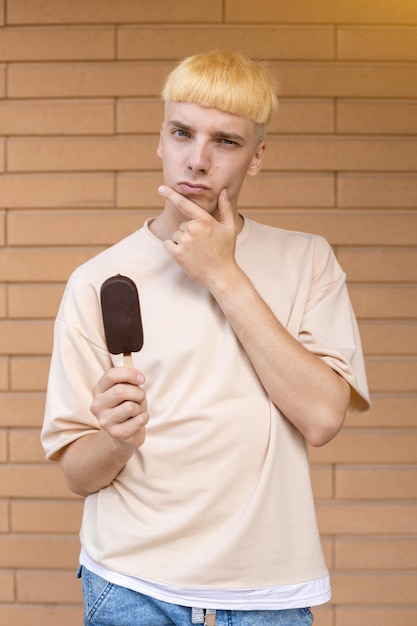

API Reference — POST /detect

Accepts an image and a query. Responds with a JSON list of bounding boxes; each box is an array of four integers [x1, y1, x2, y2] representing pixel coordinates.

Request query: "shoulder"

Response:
[[245, 217, 334, 257], [68, 230, 141, 290]]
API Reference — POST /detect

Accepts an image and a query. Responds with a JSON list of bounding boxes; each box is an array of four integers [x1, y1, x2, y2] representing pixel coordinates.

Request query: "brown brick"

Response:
[[0, 173, 114, 208], [118, 25, 335, 61], [8, 61, 172, 98], [0, 285, 5, 318], [251, 209, 417, 246], [117, 98, 164, 133], [336, 607, 417, 626], [0, 5, 416, 620], [0, 429, 6, 462], [331, 572, 417, 604], [316, 502, 417, 534], [274, 63, 417, 98], [8, 284, 65, 319], [0, 140, 4, 172], [310, 431, 417, 464], [0, 392, 46, 427], [337, 249, 417, 282], [336, 467, 417, 500], [225, 0, 417, 25], [345, 395, 417, 429], [337, 99, 417, 134], [0, 212, 4, 245], [0, 100, 114, 135], [11, 500, 83, 533], [349, 286, 417, 320], [271, 98, 335, 133], [358, 321, 417, 356], [9, 428, 45, 463], [240, 173, 335, 208], [264, 137, 417, 172], [0, 464, 75, 499], [8, 210, 155, 246], [7, 136, 160, 172], [338, 174, 417, 208], [0, 321, 53, 355], [0, 64, 4, 98], [366, 358, 417, 393], [10, 357, 51, 391], [8, 0, 222, 24], [335, 538, 417, 570], [0, 500, 8, 532], [286, 99, 336, 133], [311, 465, 333, 499], [117, 172, 166, 208], [0, 605, 83, 626], [0, 26, 114, 61], [338, 27, 417, 61], [17, 570, 82, 603], [0, 358, 8, 391], [0, 536, 80, 568], [0, 571, 14, 602], [0, 248, 101, 282]]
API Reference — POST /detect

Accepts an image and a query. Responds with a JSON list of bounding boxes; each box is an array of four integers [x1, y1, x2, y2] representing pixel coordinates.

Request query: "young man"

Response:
[[42, 51, 370, 626]]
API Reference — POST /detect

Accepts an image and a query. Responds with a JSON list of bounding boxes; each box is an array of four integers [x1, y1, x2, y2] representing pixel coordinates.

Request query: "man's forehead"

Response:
[[164, 101, 256, 136]]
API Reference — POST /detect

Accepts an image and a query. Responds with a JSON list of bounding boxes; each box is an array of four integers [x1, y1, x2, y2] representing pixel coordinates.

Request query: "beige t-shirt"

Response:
[[42, 217, 369, 594]]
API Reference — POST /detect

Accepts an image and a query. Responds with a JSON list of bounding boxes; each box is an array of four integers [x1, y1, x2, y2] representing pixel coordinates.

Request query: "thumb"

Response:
[[217, 189, 235, 227]]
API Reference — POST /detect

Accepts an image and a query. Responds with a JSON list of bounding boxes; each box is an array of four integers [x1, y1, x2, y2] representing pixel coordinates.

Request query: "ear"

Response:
[[246, 142, 265, 177], [156, 122, 164, 159]]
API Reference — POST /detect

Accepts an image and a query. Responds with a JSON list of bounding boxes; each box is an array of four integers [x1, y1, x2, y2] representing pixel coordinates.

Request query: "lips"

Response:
[[177, 181, 209, 195]]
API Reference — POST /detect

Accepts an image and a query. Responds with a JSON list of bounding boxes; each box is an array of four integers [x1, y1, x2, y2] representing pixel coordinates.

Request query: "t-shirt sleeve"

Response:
[[41, 277, 112, 461], [298, 236, 370, 414]]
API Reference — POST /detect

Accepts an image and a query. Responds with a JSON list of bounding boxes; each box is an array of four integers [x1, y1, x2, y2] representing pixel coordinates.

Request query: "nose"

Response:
[[187, 139, 210, 173]]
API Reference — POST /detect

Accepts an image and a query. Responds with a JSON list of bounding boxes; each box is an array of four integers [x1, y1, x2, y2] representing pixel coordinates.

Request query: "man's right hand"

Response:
[[59, 367, 149, 497], [90, 367, 149, 451]]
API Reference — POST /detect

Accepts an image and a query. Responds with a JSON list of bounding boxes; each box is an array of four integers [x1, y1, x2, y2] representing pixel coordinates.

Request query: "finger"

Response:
[[103, 408, 149, 445], [217, 188, 235, 228], [94, 367, 144, 394], [110, 382, 146, 408], [163, 239, 177, 257], [115, 398, 144, 423], [95, 385, 146, 427], [158, 185, 206, 221]]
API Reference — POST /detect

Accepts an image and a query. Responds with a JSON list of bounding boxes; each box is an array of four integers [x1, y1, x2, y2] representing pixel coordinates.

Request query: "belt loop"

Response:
[[191, 608, 216, 625], [191, 608, 205, 624]]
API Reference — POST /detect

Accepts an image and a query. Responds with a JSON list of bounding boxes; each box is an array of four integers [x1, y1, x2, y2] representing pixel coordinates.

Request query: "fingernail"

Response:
[[158, 185, 166, 195]]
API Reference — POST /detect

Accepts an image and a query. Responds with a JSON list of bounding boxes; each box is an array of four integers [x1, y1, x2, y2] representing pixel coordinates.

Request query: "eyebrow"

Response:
[[167, 119, 246, 143]]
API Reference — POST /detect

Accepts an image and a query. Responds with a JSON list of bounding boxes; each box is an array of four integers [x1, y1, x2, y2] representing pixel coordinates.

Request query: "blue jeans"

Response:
[[80, 567, 314, 625]]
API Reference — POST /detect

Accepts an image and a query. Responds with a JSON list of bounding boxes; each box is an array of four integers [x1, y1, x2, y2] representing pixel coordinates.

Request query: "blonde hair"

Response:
[[161, 50, 278, 141]]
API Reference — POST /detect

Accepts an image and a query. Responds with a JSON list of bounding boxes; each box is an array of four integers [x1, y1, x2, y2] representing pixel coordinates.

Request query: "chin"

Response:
[[183, 196, 217, 215]]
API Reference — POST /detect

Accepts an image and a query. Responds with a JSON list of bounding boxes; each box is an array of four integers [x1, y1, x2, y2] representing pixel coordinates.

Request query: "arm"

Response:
[[207, 267, 350, 446], [59, 367, 149, 497], [161, 187, 351, 446]]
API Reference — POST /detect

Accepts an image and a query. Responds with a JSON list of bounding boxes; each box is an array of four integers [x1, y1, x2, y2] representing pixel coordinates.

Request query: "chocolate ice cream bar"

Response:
[[100, 274, 143, 366]]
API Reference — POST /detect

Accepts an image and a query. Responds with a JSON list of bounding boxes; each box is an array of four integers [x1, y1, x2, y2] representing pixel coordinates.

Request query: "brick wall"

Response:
[[0, 1, 416, 624]]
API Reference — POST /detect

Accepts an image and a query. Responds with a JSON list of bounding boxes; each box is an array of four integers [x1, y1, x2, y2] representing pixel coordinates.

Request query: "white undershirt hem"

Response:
[[80, 548, 331, 611]]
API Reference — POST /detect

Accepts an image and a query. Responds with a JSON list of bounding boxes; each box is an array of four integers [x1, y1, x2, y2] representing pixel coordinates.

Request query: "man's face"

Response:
[[157, 102, 265, 217]]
